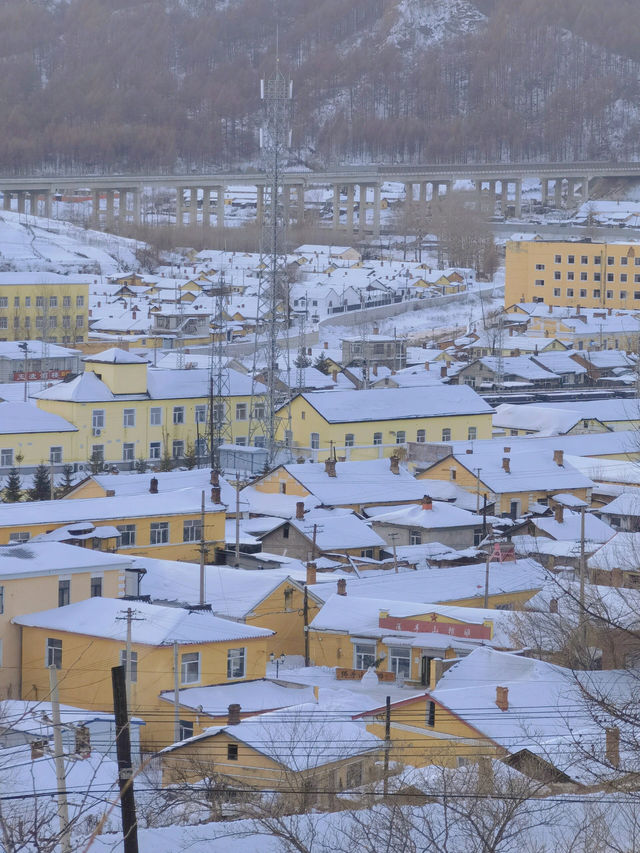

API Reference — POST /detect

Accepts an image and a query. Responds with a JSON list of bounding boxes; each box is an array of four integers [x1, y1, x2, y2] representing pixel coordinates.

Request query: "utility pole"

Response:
[[303, 585, 310, 667], [111, 665, 139, 853], [199, 490, 206, 605], [383, 695, 391, 796], [49, 666, 72, 853], [484, 546, 491, 609], [116, 608, 142, 718], [474, 468, 482, 512], [173, 641, 180, 743], [482, 493, 488, 538], [579, 504, 588, 654], [235, 472, 241, 566]]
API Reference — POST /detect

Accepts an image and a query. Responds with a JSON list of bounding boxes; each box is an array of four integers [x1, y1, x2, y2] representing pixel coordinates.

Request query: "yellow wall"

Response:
[[20, 627, 269, 750], [0, 282, 89, 344], [506, 240, 640, 310], [0, 430, 78, 469], [246, 582, 319, 657], [0, 568, 123, 698]]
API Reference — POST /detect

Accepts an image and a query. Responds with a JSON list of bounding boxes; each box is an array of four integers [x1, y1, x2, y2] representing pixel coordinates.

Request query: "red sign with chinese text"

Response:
[[379, 614, 491, 641]]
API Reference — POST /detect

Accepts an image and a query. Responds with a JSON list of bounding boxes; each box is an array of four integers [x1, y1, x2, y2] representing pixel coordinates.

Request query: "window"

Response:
[[92, 409, 105, 430], [345, 433, 355, 447], [58, 580, 70, 608], [253, 436, 265, 448], [119, 650, 138, 682], [554, 254, 561, 263], [396, 430, 406, 444], [76, 295, 84, 307], [91, 444, 104, 463], [468, 426, 477, 441], [235, 403, 247, 421], [416, 429, 425, 443], [12, 316, 19, 329], [607, 273, 614, 283], [253, 402, 265, 419], [621, 291, 627, 300], [607, 290, 614, 299], [450, 467, 457, 481], [62, 315, 71, 328], [607, 256, 614, 265], [535, 263, 545, 270], [354, 642, 376, 670], [123, 408, 135, 428], [594, 256, 601, 265], [580, 289, 587, 298], [0, 449, 13, 466], [183, 519, 202, 542], [361, 548, 374, 558], [426, 701, 436, 727], [150, 522, 169, 545], [580, 272, 587, 281], [123, 442, 135, 461], [389, 646, 411, 679], [346, 762, 363, 788], [621, 256, 629, 266], [234, 436, 247, 447], [149, 442, 161, 459], [49, 446, 62, 464], [180, 721, 194, 740], [581, 255, 588, 265], [553, 271, 561, 281], [172, 406, 184, 425], [24, 296, 31, 307], [117, 524, 136, 547], [150, 407, 162, 426], [373, 432, 382, 446], [0, 318, 8, 330], [621, 274, 628, 283], [593, 290, 601, 298], [553, 288, 561, 296], [46, 638, 62, 669], [63, 295, 71, 307], [567, 255, 575, 264], [76, 315, 84, 328], [90, 577, 102, 597], [49, 296, 57, 308], [172, 440, 184, 458], [0, 586, 3, 614], [227, 744, 239, 761], [534, 279, 544, 287], [567, 288, 574, 297], [284, 587, 294, 611], [442, 428, 451, 442], [181, 652, 200, 684], [310, 433, 319, 450], [594, 272, 601, 282], [635, 292, 640, 300], [195, 404, 206, 423], [227, 647, 246, 679], [36, 296, 44, 307], [410, 530, 422, 545], [13, 296, 19, 307]]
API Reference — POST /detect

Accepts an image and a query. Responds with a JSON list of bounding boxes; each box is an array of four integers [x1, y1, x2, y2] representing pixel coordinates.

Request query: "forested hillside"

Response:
[[1, 0, 640, 172]]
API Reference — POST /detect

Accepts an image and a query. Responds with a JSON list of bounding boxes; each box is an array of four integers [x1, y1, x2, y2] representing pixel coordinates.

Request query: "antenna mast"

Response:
[[248, 55, 294, 467], [208, 270, 232, 471]]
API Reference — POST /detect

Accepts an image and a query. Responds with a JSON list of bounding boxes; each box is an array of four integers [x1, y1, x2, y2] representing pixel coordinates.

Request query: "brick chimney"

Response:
[[553, 449, 564, 467], [149, 477, 158, 494], [389, 455, 400, 474], [424, 361, 430, 371], [324, 457, 337, 478], [337, 578, 347, 596], [503, 447, 511, 453], [373, 326, 379, 335], [554, 504, 564, 524], [323, 341, 329, 350], [296, 501, 305, 520], [105, 489, 116, 497], [227, 704, 241, 726], [306, 561, 317, 586], [495, 686, 509, 712], [477, 755, 494, 794], [502, 457, 510, 474], [372, 363, 378, 376], [332, 369, 338, 383], [606, 726, 620, 767], [549, 597, 558, 614], [211, 485, 221, 504], [210, 469, 219, 487], [422, 495, 433, 511], [440, 365, 447, 378]]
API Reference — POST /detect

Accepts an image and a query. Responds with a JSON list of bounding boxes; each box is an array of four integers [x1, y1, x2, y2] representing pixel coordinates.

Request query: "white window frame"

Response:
[[92, 409, 105, 430], [353, 641, 376, 670], [46, 638, 62, 669], [123, 408, 136, 428], [227, 647, 246, 679], [150, 522, 169, 545], [150, 407, 162, 426], [181, 651, 200, 684], [173, 406, 185, 425], [120, 649, 138, 682]]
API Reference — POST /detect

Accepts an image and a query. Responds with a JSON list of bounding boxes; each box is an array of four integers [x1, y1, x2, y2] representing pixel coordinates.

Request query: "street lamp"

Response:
[[17, 342, 29, 402], [269, 652, 286, 678]]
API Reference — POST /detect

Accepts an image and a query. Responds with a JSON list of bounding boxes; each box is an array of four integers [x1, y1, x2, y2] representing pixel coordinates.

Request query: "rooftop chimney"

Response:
[[466, 448, 473, 454], [210, 469, 220, 487], [548, 303, 552, 314], [503, 446, 511, 453], [372, 363, 378, 376], [149, 477, 158, 494], [553, 449, 564, 467], [606, 726, 620, 767], [554, 504, 564, 524], [324, 457, 337, 478], [227, 704, 241, 726], [502, 457, 510, 474], [105, 489, 116, 497], [332, 369, 338, 383], [296, 501, 305, 521], [373, 326, 379, 335], [496, 686, 509, 712], [422, 495, 433, 511], [337, 578, 347, 596], [323, 341, 329, 350], [424, 361, 430, 371], [211, 485, 221, 504], [549, 597, 559, 614], [389, 454, 400, 475], [306, 561, 317, 586], [440, 365, 447, 378]]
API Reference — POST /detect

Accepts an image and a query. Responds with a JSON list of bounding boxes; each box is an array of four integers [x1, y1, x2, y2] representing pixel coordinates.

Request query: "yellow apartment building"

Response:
[[0, 482, 226, 560], [14, 597, 273, 750], [506, 240, 640, 310], [0, 273, 90, 344], [32, 347, 259, 466], [0, 542, 130, 699], [278, 386, 494, 461]]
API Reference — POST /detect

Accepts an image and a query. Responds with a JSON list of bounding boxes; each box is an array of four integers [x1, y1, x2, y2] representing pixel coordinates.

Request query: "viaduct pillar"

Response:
[[346, 184, 355, 232]]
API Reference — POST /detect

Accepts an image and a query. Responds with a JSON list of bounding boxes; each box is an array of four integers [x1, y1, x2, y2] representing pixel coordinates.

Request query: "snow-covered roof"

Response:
[[13, 597, 273, 645], [294, 385, 494, 423], [86, 468, 242, 510], [83, 347, 148, 364], [0, 400, 77, 434], [443, 429, 638, 460], [564, 454, 640, 486], [599, 492, 640, 517], [285, 511, 385, 551], [533, 398, 640, 424], [160, 678, 316, 715], [0, 341, 80, 360], [532, 509, 614, 543], [587, 532, 640, 573], [371, 501, 483, 530], [0, 541, 130, 579], [493, 403, 583, 436]]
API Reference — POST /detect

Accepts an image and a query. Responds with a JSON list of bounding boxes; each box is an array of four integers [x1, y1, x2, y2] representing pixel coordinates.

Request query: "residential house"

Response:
[[0, 272, 90, 345], [370, 495, 486, 548]]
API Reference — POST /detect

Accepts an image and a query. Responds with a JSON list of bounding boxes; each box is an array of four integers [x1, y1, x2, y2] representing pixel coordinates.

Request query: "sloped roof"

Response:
[[83, 348, 148, 364], [0, 401, 78, 434]]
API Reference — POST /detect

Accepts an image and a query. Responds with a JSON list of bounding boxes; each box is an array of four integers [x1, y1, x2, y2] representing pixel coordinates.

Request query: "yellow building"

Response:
[[0, 484, 225, 561], [279, 386, 494, 461], [14, 597, 273, 750], [0, 541, 130, 699], [506, 240, 640, 311], [0, 273, 90, 344], [32, 347, 259, 466], [0, 400, 79, 470]]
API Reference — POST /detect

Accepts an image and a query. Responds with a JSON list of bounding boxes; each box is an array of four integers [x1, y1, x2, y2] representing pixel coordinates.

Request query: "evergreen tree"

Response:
[[29, 463, 51, 501], [313, 354, 331, 374], [89, 450, 104, 475], [183, 442, 197, 470], [55, 463, 75, 498], [294, 348, 312, 369], [4, 467, 22, 502], [135, 457, 149, 473], [158, 446, 174, 472]]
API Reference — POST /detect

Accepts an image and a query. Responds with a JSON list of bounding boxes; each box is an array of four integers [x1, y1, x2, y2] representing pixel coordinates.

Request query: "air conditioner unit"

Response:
[[92, 428, 102, 437]]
